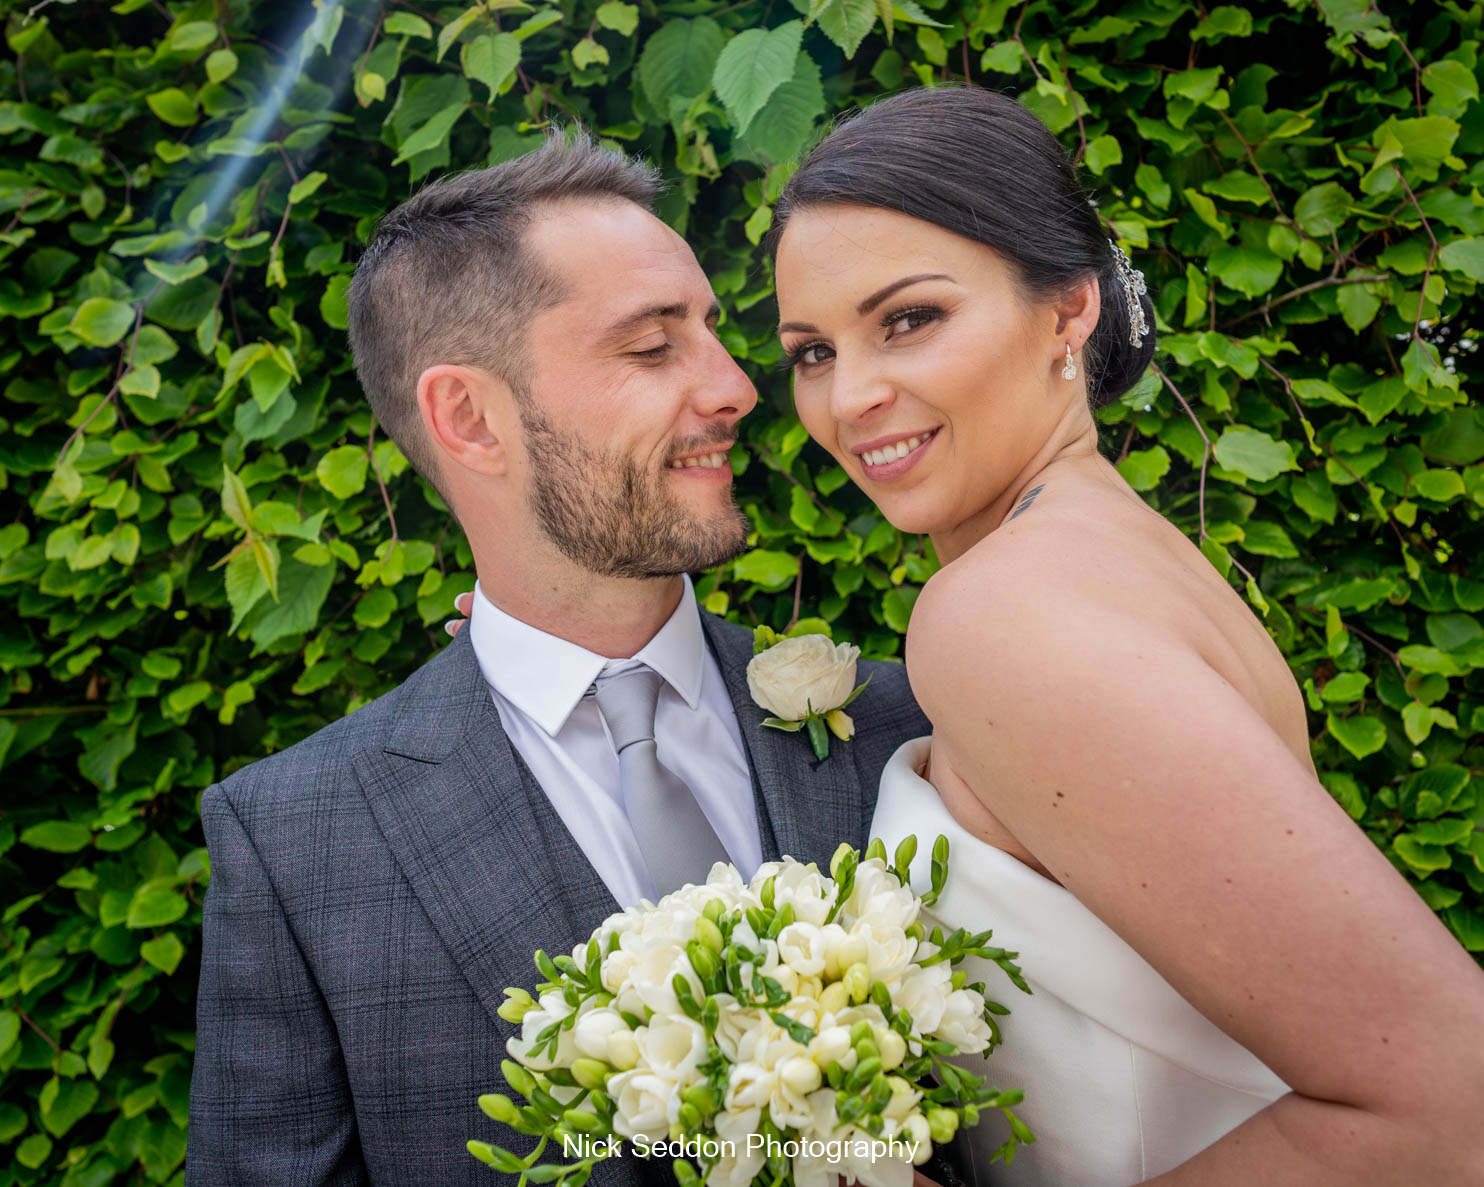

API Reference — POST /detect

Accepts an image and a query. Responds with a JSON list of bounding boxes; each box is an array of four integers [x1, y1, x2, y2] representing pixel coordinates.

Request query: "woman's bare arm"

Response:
[[907, 551, 1484, 1186]]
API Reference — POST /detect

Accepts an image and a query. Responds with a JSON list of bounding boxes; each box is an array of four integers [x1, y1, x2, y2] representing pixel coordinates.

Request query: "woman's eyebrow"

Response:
[[777, 272, 956, 335]]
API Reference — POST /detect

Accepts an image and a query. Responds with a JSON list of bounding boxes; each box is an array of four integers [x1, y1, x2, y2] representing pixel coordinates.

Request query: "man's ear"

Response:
[[417, 364, 515, 478], [1051, 274, 1102, 355]]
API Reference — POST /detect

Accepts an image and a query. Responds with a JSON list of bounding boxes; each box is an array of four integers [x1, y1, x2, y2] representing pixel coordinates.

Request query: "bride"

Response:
[[768, 86, 1484, 1185]]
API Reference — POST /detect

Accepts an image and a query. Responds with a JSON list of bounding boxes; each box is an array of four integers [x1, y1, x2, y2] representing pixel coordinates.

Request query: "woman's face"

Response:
[[774, 205, 1077, 541]]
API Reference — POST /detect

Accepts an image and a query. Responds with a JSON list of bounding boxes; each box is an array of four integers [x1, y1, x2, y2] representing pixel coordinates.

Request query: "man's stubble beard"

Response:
[[517, 399, 750, 580]]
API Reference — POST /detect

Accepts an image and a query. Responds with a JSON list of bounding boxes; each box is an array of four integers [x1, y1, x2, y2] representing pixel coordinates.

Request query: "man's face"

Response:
[[511, 200, 758, 579]]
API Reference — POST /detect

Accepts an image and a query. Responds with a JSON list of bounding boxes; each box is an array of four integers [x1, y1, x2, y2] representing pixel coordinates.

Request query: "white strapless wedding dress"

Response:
[[871, 739, 1288, 1187]]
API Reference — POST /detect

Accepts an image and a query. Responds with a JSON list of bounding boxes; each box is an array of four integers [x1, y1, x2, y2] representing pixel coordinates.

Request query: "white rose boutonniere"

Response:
[[745, 626, 870, 760]]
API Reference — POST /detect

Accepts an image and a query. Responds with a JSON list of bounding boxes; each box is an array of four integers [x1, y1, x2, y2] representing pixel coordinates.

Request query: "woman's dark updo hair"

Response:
[[768, 86, 1157, 408]]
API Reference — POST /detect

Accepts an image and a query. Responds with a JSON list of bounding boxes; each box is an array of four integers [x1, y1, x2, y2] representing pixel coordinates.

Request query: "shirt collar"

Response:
[[467, 574, 705, 737]]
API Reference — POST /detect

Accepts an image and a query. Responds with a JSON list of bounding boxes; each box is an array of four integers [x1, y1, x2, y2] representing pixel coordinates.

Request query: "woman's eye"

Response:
[[883, 305, 941, 336], [781, 342, 833, 371]]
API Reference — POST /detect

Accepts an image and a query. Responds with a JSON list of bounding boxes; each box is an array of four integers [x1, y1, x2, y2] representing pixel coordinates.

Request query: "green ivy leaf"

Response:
[[638, 17, 725, 111], [145, 87, 197, 127], [812, 0, 880, 58], [1116, 445, 1171, 492], [20, 820, 92, 853], [1213, 426, 1298, 482], [712, 22, 803, 137], [69, 298, 134, 347], [595, 1, 639, 36], [1326, 712, 1386, 759], [140, 933, 185, 975], [734, 548, 798, 589], [316, 444, 368, 498], [463, 33, 521, 99]]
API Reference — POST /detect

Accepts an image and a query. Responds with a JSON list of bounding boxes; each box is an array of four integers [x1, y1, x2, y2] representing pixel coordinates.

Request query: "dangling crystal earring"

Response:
[[1062, 343, 1078, 381]]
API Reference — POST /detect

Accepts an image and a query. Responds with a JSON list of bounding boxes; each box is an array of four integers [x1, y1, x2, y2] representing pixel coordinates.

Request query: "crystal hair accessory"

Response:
[[1108, 239, 1150, 347]]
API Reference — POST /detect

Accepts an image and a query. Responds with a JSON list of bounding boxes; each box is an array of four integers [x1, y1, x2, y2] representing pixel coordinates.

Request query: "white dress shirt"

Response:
[[466, 575, 760, 908]]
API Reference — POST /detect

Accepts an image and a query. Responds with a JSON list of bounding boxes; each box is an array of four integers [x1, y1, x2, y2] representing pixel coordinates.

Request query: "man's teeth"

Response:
[[667, 451, 728, 470], [862, 435, 927, 467]]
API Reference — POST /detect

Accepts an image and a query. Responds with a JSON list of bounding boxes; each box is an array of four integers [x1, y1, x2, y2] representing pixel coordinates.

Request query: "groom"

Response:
[[186, 135, 930, 1185]]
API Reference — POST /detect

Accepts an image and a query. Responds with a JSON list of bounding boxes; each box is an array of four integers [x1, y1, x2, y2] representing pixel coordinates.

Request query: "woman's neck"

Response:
[[930, 407, 1105, 566]]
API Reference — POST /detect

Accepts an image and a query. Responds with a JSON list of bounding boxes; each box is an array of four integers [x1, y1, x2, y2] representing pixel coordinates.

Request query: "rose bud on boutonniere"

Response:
[[746, 625, 870, 760]]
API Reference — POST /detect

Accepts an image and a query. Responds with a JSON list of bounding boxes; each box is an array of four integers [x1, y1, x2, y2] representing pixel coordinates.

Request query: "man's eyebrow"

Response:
[[599, 299, 722, 345], [777, 273, 954, 335]]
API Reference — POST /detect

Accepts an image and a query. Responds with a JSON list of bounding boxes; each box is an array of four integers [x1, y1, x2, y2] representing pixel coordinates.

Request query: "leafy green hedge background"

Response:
[[0, 0, 1480, 1180]]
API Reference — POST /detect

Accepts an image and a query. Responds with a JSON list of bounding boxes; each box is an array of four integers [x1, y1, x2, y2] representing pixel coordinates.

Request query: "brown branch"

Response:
[[1392, 164, 1438, 340], [786, 558, 803, 632], [16, 1007, 61, 1056], [1151, 362, 1213, 540], [1061, 46, 1087, 165], [1011, 1, 1046, 83], [1224, 274, 1389, 329], [367, 417, 400, 545]]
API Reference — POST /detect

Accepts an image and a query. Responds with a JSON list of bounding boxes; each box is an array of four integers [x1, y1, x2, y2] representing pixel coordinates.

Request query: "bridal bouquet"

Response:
[[469, 836, 1032, 1186]]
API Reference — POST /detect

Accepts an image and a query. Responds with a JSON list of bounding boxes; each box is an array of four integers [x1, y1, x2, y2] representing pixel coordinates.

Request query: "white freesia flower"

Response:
[[704, 1143, 766, 1187], [807, 1025, 856, 1072], [841, 861, 921, 933], [723, 1059, 776, 1114], [635, 1015, 708, 1084], [776, 922, 830, 978], [710, 996, 766, 1064], [608, 1069, 679, 1142], [626, 939, 702, 1016], [894, 961, 954, 1034], [768, 861, 837, 926], [901, 1113, 934, 1165], [935, 988, 993, 1053], [573, 1007, 629, 1061], [852, 918, 918, 985], [746, 635, 860, 721], [504, 989, 576, 1071]]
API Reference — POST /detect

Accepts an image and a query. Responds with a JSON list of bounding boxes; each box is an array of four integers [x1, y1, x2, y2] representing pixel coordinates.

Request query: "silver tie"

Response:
[[594, 667, 730, 898]]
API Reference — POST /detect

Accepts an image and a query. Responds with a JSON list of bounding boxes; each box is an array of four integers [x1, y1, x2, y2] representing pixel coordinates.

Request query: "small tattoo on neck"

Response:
[[1008, 484, 1045, 521]]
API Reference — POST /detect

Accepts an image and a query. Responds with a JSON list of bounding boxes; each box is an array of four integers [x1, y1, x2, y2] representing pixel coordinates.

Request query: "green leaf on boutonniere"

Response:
[[806, 716, 830, 761], [759, 717, 805, 732]]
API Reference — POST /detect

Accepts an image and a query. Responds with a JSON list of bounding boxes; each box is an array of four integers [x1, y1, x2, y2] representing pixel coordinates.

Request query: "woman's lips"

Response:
[[857, 429, 938, 480]]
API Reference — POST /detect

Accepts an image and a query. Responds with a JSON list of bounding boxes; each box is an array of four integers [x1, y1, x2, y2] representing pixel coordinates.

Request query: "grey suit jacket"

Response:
[[186, 612, 931, 1185]]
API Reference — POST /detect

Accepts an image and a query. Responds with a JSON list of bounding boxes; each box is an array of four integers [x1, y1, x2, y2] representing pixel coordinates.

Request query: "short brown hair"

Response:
[[346, 132, 663, 496]]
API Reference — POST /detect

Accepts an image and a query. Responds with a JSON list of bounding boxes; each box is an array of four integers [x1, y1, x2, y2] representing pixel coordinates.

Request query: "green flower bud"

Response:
[[849, 1019, 875, 1046], [844, 964, 871, 1005], [703, 897, 727, 923], [695, 915, 724, 954], [963, 1105, 980, 1126], [571, 1058, 611, 1091], [683, 1084, 719, 1116], [848, 1056, 882, 1090], [563, 1109, 604, 1133], [686, 940, 719, 980], [495, 987, 534, 1023], [877, 1029, 907, 1071], [928, 1108, 959, 1144], [478, 1094, 520, 1125], [830, 842, 854, 881], [467, 1140, 498, 1166], [677, 1102, 703, 1131], [854, 1037, 879, 1063], [951, 970, 967, 991], [501, 1059, 537, 1099], [864, 838, 888, 863]]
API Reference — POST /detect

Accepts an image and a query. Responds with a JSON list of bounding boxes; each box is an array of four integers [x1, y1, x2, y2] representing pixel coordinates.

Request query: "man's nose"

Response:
[[692, 332, 758, 422]]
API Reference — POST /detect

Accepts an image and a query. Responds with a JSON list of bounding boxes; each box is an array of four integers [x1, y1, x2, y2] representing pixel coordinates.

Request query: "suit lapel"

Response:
[[699, 614, 866, 869], [353, 631, 618, 1029]]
